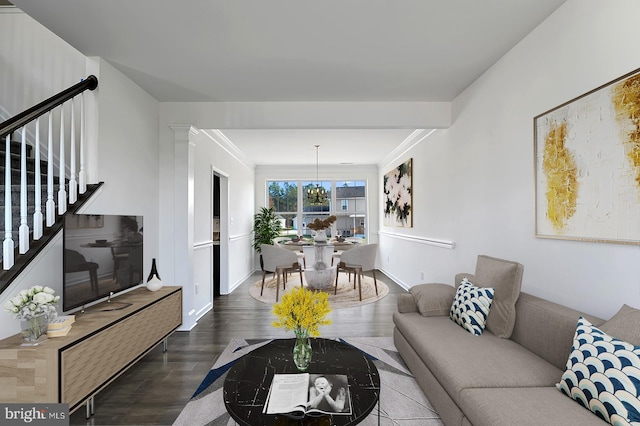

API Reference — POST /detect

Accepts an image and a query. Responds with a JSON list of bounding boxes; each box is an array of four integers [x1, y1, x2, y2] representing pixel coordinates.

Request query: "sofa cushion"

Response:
[[409, 283, 455, 317], [449, 278, 494, 336], [392, 312, 563, 408], [599, 304, 640, 346], [510, 293, 605, 370], [557, 317, 640, 425], [460, 387, 608, 426], [474, 255, 523, 339]]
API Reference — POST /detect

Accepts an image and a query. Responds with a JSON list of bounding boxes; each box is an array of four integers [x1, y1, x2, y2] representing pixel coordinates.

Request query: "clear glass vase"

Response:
[[20, 314, 48, 344], [293, 330, 312, 371]]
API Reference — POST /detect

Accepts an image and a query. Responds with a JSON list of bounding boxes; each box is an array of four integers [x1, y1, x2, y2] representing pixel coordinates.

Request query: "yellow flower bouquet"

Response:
[[272, 287, 332, 370], [272, 287, 332, 337]]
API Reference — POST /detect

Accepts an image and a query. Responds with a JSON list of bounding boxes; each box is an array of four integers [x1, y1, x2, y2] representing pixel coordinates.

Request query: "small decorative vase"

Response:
[[313, 229, 328, 243], [146, 258, 163, 292], [20, 314, 48, 345], [293, 330, 312, 371]]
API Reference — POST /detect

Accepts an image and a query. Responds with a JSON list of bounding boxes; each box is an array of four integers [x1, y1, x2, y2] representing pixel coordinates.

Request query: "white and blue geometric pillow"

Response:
[[449, 278, 494, 336], [557, 317, 640, 425]]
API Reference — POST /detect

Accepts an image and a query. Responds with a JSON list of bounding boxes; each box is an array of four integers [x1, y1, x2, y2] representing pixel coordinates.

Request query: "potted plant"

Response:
[[252, 207, 283, 269]]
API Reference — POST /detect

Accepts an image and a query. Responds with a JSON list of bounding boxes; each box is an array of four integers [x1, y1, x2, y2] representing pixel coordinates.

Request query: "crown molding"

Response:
[[200, 129, 254, 170], [379, 128, 437, 168]]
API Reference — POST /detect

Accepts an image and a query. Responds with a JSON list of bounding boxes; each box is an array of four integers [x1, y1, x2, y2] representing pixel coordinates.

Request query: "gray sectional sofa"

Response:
[[393, 255, 634, 426]]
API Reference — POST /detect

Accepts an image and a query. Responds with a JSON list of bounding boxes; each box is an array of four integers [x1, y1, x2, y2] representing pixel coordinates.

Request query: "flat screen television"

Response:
[[63, 214, 144, 312]]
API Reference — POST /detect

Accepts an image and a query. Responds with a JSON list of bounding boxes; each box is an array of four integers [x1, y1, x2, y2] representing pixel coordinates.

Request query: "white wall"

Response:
[[0, 9, 89, 172], [0, 14, 159, 340], [0, 10, 86, 120], [82, 58, 160, 271], [379, 0, 640, 320], [158, 101, 450, 130], [191, 129, 255, 313], [156, 121, 256, 330]]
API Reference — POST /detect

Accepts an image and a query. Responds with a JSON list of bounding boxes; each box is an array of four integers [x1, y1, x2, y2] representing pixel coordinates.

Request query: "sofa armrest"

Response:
[[406, 283, 456, 316], [397, 293, 418, 313]]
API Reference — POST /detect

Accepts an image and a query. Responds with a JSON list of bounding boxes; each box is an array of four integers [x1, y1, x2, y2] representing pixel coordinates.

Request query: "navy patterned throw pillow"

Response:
[[557, 317, 640, 425], [449, 278, 494, 336]]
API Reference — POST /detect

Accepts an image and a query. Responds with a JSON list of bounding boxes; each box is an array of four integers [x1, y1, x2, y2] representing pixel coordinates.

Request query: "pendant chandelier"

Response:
[[307, 145, 327, 205]]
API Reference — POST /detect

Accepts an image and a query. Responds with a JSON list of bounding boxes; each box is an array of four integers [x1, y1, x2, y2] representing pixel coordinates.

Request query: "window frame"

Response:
[[266, 179, 368, 239]]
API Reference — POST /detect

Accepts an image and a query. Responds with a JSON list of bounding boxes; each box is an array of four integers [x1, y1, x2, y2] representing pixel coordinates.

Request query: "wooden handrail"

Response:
[[0, 75, 98, 139]]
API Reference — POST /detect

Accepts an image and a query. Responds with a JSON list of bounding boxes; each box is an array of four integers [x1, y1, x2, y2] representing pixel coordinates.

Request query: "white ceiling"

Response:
[[11, 0, 566, 165]]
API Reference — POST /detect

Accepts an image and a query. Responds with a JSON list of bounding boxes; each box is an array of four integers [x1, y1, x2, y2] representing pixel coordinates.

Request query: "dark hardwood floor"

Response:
[[70, 270, 407, 425]]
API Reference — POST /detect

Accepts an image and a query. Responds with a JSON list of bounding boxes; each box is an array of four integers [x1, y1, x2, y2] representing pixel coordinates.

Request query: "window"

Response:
[[267, 180, 367, 239], [268, 181, 297, 213], [335, 181, 366, 238], [301, 180, 331, 237], [268, 181, 298, 235]]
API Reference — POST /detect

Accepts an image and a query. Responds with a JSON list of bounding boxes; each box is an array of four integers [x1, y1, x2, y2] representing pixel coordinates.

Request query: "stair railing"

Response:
[[0, 75, 98, 270]]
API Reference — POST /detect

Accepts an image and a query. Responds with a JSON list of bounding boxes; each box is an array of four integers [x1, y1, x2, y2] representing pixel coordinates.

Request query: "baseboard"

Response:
[[378, 267, 410, 291]]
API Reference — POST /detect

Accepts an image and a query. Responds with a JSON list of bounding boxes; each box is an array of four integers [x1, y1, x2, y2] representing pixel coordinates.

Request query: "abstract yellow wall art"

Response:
[[542, 120, 579, 232], [534, 68, 640, 245]]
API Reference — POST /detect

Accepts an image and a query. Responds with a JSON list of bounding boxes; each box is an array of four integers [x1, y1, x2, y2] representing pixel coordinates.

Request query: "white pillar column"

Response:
[[171, 124, 197, 330]]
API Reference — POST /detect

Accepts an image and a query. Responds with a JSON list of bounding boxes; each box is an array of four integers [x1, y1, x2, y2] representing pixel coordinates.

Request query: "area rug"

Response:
[[249, 273, 389, 309], [173, 337, 443, 426]]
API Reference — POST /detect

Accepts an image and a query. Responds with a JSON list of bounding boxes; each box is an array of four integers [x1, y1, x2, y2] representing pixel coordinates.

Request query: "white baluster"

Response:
[[19, 127, 29, 254], [79, 92, 86, 194], [3, 134, 14, 269], [69, 97, 77, 204], [33, 117, 43, 239], [46, 111, 55, 227], [58, 104, 67, 214]]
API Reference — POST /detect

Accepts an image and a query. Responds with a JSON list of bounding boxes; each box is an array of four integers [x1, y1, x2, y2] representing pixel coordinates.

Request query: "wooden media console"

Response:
[[0, 286, 182, 415]]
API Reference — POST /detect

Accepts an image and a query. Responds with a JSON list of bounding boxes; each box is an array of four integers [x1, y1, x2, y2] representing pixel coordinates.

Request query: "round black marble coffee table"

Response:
[[223, 338, 380, 425]]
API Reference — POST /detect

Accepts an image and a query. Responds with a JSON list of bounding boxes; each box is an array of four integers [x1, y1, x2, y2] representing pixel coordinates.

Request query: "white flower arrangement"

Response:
[[4, 285, 59, 320]]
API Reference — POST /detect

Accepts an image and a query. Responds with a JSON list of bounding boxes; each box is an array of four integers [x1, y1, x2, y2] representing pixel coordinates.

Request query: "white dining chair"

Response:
[[335, 243, 378, 301], [273, 236, 290, 246], [274, 236, 305, 267], [260, 244, 303, 301], [331, 240, 357, 266]]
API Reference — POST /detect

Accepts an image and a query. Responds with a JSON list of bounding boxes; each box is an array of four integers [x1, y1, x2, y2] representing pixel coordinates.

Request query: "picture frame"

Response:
[[383, 158, 413, 227], [534, 67, 640, 245]]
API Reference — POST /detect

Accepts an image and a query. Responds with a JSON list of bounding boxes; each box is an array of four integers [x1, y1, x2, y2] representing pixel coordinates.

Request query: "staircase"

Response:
[[0, 76, 100, 294]]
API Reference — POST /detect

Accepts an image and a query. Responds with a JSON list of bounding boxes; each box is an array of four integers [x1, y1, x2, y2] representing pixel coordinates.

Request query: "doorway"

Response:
[[212, 169, 229, 298], [213, 174, 221, 297]]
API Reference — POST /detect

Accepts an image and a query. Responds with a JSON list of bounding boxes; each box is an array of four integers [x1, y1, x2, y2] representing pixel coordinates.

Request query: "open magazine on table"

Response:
[[263, 373, 352, 418]]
